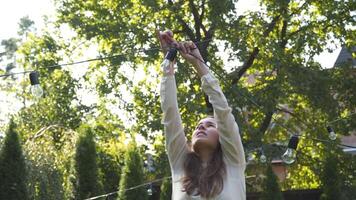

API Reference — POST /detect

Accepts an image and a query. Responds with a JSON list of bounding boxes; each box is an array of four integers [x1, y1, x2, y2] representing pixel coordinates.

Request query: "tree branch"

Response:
[[168, 0, 196, 41], [200, 0, 207, 35], [229, 15, 281, 85], [189, 0, 202, 40], [258, 110, 274, 136]]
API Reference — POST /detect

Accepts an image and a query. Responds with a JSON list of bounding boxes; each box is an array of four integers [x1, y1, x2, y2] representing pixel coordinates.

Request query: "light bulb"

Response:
[[29, 71, 43, 99], [260, 154, 267, 163], [147, 188, 153, 196], [161, 48, 177, 74], [282, 148, 296, 164], [247, 152, 255, 163], [30, 85, 43, 98], [281, 135, 299, 164], [326, 126, 337, 140]]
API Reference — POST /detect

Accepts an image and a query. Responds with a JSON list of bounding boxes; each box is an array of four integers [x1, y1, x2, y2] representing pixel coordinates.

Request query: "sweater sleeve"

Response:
[[201, 72, 246, 166], [160, 75, 189, 171]]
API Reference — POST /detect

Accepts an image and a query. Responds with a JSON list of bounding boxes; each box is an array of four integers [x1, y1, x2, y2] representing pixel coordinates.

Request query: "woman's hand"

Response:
[[178, 41, 209, 77], [156, 30, 179, 76], [178, 41, 204, 66], [156, 30, 178, 55]]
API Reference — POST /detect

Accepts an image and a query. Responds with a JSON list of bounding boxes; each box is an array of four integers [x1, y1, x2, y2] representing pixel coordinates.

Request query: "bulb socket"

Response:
[[29, 71, 40, 85], [287, 135, 299, 149], [164, 48, 178, 62], [326, 126, 334, 133]]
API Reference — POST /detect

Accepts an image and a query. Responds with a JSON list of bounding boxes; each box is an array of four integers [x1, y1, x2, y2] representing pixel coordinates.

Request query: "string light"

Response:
[[0, 39, 213, 78], [247, 152, 255, 163], [183, 47, 356, 159], [1, 38, 355, 158], [326, 126, 337, 140], [0, 32, 354, 200], [29, 71, 43, 99], [147, 184, 153, 196], [281, 135, 299, 164], [260, 153, 267, 163]]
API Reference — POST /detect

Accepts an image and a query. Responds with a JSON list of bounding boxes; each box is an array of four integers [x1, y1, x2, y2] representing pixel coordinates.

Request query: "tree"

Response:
[[159, 177, 172, 200], [320, 148, 343, 200], [97, 150, 121, 200], [0, 0, 353, 196], [53, 0, 356, 193], [54, 0, 355, 191], [261, 164, 284, 200], [74, 125, 101, 199], [118, 141, 148, 200], [0, 119, 29, 200]]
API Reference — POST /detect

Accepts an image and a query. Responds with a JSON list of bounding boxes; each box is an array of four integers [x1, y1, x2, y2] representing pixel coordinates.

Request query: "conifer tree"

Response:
[[261, 164, 284, 200], [74, 125, 101, 199], [0, 119, 29, 200], [118, 141, 148, 200], [320, 150, 342, 200]]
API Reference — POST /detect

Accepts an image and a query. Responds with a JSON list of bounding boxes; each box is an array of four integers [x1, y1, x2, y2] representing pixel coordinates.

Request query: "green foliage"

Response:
[[0, 0, 354, 197], [118, 141, 148, 200], [17, 16, 35, 36], [26, 159, 65, 200], [261, 164, 283, 200], [74, 125, 101, 199], [97, 150, 121, 200], [320, 148, 342, 200], [24, 124, 74, 200], [159, 177, 172, 200], [0, 119, 29, 200]]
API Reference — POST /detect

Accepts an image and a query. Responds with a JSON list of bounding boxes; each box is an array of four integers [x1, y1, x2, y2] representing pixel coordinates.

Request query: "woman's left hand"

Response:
[[178, 41, 205, 66], [178, 41, 209, 77]]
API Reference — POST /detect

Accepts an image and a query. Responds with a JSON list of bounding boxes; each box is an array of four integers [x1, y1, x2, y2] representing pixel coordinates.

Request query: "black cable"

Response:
[[0, 40, 213, 78], [84, 176, 171, 200], [184, 51, 356, 149], [1, 40, 354, 149]]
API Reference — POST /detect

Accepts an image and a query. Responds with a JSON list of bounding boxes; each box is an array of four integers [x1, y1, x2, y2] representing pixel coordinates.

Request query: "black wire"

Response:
[[1, 41, 354, 149], [185, 51, 356, 149], [0, 40, 213, 78], [327, 112, 356, 125], [84, 176, 171, 200]]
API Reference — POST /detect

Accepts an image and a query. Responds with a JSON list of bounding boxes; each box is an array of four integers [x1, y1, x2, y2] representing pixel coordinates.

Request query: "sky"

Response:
[[0, 0, 343, 128]]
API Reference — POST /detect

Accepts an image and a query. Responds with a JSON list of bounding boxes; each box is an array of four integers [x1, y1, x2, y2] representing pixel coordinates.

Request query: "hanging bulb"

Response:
[[282, 135, 299, 164], [29, 71, 43, 99], [260, 154, 267, 163], [147, 187, 153, 196], [326, 126, 337, 140], [247, 152, 255, 164], [161, 48, 178, 74]]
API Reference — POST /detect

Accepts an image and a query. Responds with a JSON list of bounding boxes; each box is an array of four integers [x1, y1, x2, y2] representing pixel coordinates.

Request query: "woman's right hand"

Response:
[[156, 30, 178, 55]]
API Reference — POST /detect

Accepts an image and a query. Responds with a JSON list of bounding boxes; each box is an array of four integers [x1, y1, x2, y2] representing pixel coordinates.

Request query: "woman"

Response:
[[159, 30, 246, 200]]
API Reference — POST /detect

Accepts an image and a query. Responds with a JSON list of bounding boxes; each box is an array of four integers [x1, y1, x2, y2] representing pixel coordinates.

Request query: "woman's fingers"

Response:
[[179, 42, 187, 54], [190, 41, 197, 49], [166, 30, 173, 38], [183, 41, 197, 54], [161, 31, 178, 48]]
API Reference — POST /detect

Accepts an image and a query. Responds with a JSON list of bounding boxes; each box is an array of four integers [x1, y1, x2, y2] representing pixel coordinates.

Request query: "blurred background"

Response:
[[0, 0, 355, 199]]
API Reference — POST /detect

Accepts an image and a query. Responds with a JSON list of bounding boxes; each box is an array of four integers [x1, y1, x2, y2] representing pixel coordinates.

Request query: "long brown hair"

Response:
[[181, 142, 226, 198]]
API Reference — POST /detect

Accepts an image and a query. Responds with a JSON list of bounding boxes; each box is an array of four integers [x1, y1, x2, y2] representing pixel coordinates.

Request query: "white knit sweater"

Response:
[[160, 72, 246, 200]]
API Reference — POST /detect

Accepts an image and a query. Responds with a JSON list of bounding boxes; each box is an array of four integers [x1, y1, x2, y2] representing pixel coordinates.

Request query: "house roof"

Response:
[[333, 46, 356, 67]]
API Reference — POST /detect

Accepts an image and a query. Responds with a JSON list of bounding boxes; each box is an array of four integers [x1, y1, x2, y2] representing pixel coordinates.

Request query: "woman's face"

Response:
[[192, 117, 219, 152]]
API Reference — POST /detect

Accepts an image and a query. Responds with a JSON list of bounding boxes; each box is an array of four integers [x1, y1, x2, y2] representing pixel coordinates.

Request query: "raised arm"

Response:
[[158, 30, 189, 171], [160, 74, 189, 170], [178, 41, 246, 166], [201, 71, 245, 165]]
